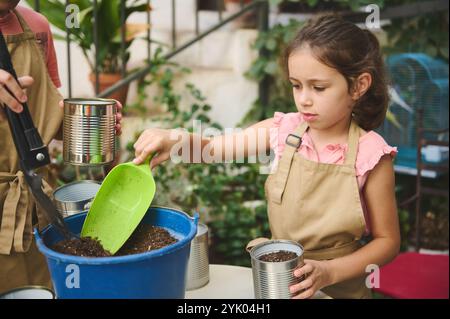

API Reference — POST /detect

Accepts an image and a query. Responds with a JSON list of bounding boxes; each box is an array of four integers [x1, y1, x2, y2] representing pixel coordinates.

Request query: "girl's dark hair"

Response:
[[284, 14, 389, 131]]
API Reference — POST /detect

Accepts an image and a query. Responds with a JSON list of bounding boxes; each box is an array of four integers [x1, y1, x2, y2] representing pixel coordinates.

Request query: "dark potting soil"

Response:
[[259, 250, 298, 262], [51, 224, 178, 257], [116, 224, 178, 256], [52, 236, 112, 257]]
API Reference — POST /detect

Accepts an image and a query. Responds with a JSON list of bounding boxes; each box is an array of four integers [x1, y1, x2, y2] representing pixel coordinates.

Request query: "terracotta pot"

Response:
[[89, 72, 129, 106], [88, 72, 128, 172], [224, 0, 256, 29], [224, 0, 252, 3]]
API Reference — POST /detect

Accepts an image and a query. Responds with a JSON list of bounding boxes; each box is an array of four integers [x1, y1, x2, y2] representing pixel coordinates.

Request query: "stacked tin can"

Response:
[[53, 181, 101, 217], [186, 223, 210, 290]]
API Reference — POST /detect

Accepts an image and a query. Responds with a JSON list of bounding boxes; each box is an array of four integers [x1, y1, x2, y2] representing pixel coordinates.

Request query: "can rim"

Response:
[[196, 223, 208, 237], [53, 180, 101, 204], [249, 239, 304, 264], [0, 286, 55, 299], [63, 98, 116, 105]]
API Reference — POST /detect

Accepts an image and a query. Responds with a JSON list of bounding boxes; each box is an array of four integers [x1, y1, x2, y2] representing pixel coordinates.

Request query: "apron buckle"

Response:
[[286, 134, 302, 149]]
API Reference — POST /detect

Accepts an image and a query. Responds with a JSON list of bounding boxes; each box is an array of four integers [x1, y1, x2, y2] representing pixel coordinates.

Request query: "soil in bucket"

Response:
[[52, 224, 178, 257], [259, 250, 298, 262]]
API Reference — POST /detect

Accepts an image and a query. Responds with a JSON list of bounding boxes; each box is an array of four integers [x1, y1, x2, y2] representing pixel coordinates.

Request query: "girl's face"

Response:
[[288, 46, 355, 131]]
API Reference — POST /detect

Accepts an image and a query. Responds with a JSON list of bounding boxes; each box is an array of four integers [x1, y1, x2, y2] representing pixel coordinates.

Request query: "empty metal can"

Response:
[[186, 223, 210, 290], [249, 239, 304, 299], [63, 98, 116, 166], [53, 180, 101, 217]]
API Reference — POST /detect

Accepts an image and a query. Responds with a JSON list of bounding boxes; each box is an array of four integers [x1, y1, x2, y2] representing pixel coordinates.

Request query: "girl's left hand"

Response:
[[59, 99, 123, 136], [289, 259, 334, 299]]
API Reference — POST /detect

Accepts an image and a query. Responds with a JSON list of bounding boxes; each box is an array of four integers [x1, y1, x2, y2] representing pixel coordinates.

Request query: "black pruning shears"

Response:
[[0, 31, 74, 240]]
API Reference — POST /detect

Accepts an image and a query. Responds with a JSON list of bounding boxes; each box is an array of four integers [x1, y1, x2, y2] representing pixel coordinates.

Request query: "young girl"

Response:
[[133, 15, 401, 299]]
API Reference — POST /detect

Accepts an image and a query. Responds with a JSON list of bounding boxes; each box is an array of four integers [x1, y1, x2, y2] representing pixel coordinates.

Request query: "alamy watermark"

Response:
[[65, 264, 80, 289], [166, 120, 275, 175], [62, 3, 381, 30], [365, 264, 380, 289], [65, 4, 80, 29], [365, 4, 381, 30], [62, 4, 381, 35]]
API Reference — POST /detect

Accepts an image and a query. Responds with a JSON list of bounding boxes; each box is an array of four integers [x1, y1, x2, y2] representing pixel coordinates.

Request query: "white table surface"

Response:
[[185, 264, 330, 299]]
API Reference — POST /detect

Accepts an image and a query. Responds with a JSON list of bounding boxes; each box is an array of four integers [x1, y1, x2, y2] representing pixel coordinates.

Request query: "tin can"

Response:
[[249, 239, 304, 299], [0, 286, 55, 299], [53, 180, 101, 217], [63, 98, 116, 166], [186, 223, 210, 290]]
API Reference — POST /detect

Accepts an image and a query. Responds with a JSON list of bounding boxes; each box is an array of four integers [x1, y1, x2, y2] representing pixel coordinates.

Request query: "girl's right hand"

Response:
[[133, 128, 184, 169]]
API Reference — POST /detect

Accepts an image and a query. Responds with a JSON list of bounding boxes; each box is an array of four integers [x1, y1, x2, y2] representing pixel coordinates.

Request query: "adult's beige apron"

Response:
[[265, 120, 372, 299], [0, 10, 63, 293]]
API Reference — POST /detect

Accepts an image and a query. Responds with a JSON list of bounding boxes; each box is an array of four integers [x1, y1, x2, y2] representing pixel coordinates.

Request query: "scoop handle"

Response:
[[135, 153, 156, 174]]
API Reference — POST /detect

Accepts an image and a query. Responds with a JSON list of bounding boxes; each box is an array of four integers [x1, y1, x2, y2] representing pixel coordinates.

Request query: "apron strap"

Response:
[[0, 172, 31, 254], [3, 10, 35, 44], [343, 120, 360, 167], [0, 171, 53, 254], [270, 121, 309, 204], [13, 9, 34, 35]]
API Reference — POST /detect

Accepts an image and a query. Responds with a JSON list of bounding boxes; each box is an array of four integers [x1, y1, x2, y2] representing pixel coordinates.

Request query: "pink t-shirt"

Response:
[[269, 112, 398, 234], [0, 6, 61, 88]]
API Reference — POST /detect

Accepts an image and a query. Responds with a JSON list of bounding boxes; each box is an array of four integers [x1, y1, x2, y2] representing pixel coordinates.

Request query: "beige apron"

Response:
[[264, 120, 372, 299], [0, 10, 63, 293]]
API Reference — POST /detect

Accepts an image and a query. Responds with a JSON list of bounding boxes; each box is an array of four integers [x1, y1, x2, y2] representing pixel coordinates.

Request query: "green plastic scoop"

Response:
[[81, 157, 156, 254]]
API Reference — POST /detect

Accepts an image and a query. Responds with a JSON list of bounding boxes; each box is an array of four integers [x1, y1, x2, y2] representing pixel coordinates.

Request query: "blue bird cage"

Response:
[[379, 53, 449, 170]]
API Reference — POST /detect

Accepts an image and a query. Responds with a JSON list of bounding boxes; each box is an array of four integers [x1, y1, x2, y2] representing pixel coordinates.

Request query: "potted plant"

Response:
[[224, 0, 253, 7], [27, 0, 150, 104], [224, 0, 256, 28]]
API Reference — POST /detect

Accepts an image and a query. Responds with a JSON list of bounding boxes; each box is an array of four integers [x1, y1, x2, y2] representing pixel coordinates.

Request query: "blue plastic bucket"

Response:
[[35, 206, 198, 299]]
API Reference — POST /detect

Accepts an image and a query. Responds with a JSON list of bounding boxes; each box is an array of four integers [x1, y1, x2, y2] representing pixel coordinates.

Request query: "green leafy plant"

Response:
[[379, 0, 449, 62], [242, 18, 304, 125], [27, 0, 150, 74]]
